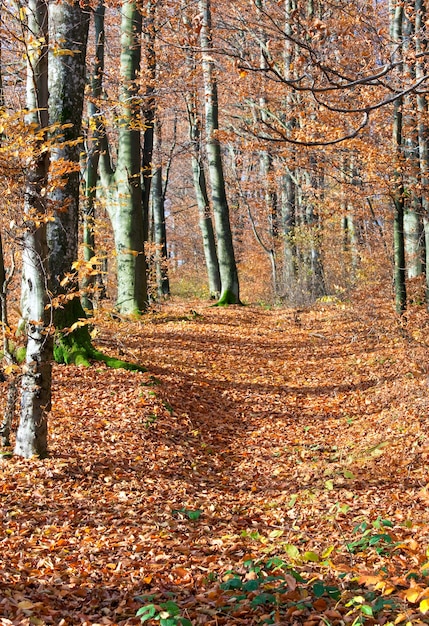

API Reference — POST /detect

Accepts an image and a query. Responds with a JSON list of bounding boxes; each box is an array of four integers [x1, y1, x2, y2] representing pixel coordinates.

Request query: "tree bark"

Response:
[[183, 5, 220, 298], [415, 0, 429, 301], [280, 171, 297, 293], [404, 205, 423, 278], [192, 153, 221, 299], [280, 0, 298, 298], [0, 231, 5, 327], [199, 0, 240, 305], [15, 0, 51, 459], [152, 117, 170, 298], [256, 0, 279, 296], [99, 0, 147, 315], [142, 0, 156, 244], [45, 0, 92, 362], [47, 0, 90, 297], [82, 1, 106, 312], [391, 0, 407, 314], [402, 4, 424, 281]]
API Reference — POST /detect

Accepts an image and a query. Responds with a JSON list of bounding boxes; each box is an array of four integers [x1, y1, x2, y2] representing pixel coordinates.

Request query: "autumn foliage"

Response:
[[3, 0, 429, 622], [1, 289, 429, 625]]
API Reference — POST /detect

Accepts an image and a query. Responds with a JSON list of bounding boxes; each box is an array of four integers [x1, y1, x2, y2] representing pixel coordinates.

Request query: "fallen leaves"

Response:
[[2, 297, 429, 623]]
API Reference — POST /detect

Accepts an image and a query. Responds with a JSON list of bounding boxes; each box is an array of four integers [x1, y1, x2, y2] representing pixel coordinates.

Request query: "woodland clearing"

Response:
[[2, 291, 429, 625]]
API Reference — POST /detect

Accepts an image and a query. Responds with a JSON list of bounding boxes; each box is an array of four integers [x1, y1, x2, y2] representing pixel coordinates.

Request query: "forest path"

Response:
[[2, 297, 429, 625], [107, 297, 429, 569], [131, 299, 421, 501]]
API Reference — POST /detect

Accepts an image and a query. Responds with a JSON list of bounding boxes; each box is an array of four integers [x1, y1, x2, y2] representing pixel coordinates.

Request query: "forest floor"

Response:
[[2, 289, 429, 625]]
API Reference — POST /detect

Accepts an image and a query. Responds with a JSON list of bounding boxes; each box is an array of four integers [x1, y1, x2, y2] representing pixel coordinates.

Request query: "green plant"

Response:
[[163, 400, 174, 415], [144, 413, 158, 428], [216, 558, 308, 622], [346, 518, 396, 556], [172, 507, 203, 521], [136, 599, 191, 626], [345, 593, 397, 625]]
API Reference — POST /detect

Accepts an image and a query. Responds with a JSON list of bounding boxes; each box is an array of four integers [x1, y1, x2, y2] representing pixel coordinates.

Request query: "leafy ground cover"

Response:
[[2, 291, 429, 624]]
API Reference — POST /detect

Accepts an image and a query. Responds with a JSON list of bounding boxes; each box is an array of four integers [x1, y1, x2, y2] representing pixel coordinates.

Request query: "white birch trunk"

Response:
[[15, 0, 51, 459]]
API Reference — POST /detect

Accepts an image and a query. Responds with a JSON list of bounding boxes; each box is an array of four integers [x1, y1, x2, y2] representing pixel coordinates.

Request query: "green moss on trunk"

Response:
[[215, 290, 243, 306], [54, 330, 145, 370], [53, 297, 144, 371]]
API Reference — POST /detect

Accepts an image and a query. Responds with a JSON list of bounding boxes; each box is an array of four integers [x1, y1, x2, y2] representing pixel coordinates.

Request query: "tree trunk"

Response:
[[82, 1, 106, 312], [182, 6, 220, 298], [47, 0, 89, 297], [141, 0, 156, 244], [279, 0, 298, 299], [99, 0, 147, 315], [46, 0, 92, 362], [0, 231, 5, 328], [199, 0, 240, 305], [394, 176, 407, 314], [404, 205, 423, 278], [415, 0, 429, 302], [280, 171, 297, 295], [401, 5, 424, 281], [15, 0, 51, 459], [152, 117, 170, 298], [340, 157, 360, 282], [256, 0, 279, 297], [296, 164, 326, 300], [391, 0, 407, 314], [192, 154, 221, 299]]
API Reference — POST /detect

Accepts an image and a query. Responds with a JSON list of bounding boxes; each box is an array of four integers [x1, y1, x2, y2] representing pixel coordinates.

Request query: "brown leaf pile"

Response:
[[2, 294, 429, 625]]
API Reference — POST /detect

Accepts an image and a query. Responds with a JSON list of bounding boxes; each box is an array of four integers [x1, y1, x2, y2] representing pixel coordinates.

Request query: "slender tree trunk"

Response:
[[391, 0, 407, 314], [182, 6, 220, 298], [82, 1, 105, 312], [152, 117, 170, 297], [393, 169, 407, 314], [259, 150, 278, 295], [0, 232, 5, 328], [280, 170, 297, 293], [256, 0, 279, 296], [341, 157, 360, 282], [99, 0, 147, 315], [15, 0, 51, 459], [191, 145, 221, 298], [402, 5, 424, 280], [404, 201, 423, 279], [0, 231, 19, 447], [279, 0, 298, 297], [415, 0, 429, 301], [304, 197, 326, 298], [199, 0, 240, 305], [142, 1, 156, 243]]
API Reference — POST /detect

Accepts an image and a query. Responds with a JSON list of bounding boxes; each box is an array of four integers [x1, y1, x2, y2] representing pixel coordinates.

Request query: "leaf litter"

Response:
[[2, 294, 429, 624]]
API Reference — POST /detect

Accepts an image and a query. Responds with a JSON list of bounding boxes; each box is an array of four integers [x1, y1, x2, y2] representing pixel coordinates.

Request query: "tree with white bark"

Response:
[[14, 0, 51, 458]]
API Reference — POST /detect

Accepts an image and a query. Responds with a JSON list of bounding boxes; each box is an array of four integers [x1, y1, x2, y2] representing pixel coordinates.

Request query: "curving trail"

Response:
[[1, 298, 429, 624]]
